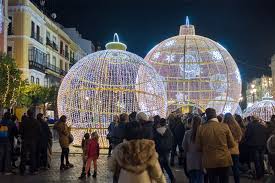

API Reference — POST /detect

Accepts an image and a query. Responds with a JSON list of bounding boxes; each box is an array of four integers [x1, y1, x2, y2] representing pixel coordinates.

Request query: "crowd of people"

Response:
[[106, 109, 275, 183], [1, 107, 275, 183], [0, 110, 52, 175]]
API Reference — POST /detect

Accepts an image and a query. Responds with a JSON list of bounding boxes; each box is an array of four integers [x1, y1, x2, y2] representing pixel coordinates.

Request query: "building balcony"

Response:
[[46, 38, 59, 52], [46, 63, 67, 76], [28, 47, 47, 73], [29, 60, 45, 72], [31, 32, 43, 44]]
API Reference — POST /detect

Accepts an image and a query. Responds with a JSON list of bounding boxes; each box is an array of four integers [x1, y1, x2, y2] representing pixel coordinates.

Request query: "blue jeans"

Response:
[[231, 155, 240, 183], [189, 170, 204, 183], [249, 147, 265, 179], [0, 143, 11, 173]]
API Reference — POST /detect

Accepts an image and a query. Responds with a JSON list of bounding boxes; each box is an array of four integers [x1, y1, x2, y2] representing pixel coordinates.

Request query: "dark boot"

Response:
[[92, 171, 97, 178], [78, 172, 86, 179], [87, 168, 91, 177]]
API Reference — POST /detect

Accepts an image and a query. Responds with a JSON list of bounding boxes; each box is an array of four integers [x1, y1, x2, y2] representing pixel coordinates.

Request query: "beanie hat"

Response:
[[136, 112, 149, 122]]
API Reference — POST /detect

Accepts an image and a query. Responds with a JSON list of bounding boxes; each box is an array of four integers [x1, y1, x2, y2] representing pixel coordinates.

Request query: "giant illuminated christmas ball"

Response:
[[243, 94, 275, 122], [57, 34, 167, 147], [145, 17, 242, 114]]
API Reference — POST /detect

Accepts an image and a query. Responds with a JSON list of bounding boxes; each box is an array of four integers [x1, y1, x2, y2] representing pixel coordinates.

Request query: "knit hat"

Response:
[[205, 108, 217, 121], [136, 112, 149, 122]]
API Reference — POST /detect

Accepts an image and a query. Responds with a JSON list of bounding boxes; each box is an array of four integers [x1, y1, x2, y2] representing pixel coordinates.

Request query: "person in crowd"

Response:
[[217, 115, 223, 123], [267, 115, 275, 138], [153, 115, 161, 130], [196, 108, 235, 183], [182, 115, 204, 183], [108, 121, 166, 183], [0, 112, 13, 175], [242, 116, 268, 180], [267, 130, 275, 174], [223, 113, 243, 183], [37, 113, 52, 170], [168, 113, 185, 166], [79, 132, 100, 179], [10, 114, 19, 168], [21, 113, 27, 123], [154, 118, 175, 183], [80, 133, 90, 177], [54, 115, 74, 170], [136, 112, 154, 140], [112, 113, 128, 148], [107, 115, 119, 157], [234, 114, 246, 136], [20, 109, 41, 175], [129, 111, 137, 123]]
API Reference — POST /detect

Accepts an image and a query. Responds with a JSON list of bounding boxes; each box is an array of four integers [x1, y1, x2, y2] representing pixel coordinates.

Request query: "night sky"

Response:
[[35, 0, 275, 84]]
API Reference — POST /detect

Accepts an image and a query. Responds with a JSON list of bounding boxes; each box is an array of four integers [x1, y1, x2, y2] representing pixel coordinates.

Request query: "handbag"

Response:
[[69, 133, 74, 144]]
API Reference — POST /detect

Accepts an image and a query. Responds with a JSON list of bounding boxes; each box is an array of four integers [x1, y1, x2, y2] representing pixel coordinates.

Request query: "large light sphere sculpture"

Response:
[[57, 34, 167, 147], [243, 94, 275, 122], [145, 17, 242, 114]]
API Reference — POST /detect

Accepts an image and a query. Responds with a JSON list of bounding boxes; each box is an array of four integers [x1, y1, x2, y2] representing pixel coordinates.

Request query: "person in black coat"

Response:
[[154, 118, 175, 182], [112, 113, 128, 148], [19, 109, 40, 175], [169, 113, 186, 166], [37, 113, 52, 169], [136, 112, 154, 140], [242, 117, 268, 179]]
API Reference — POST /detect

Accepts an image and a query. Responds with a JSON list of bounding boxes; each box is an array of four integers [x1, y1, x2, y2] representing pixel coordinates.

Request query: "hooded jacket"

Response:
[[108, 139, 166, 183]]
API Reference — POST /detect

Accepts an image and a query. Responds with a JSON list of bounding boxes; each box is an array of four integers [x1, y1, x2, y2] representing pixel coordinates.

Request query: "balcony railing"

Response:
[[46, 63, 67, 76], [29, 61, 45, 72], [31, 32, 43, 44], [28, 47, 47, 72], [46, 63, 61, 74], [52, 42, 58, 51]]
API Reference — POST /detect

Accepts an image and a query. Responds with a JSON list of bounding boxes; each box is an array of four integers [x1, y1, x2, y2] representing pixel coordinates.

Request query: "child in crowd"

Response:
[[79, 133, 90, 178], [79, 132, 100, 179]]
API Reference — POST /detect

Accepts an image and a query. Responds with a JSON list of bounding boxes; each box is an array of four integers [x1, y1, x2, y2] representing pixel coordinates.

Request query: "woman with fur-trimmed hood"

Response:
[[108, 121, 166, 183]]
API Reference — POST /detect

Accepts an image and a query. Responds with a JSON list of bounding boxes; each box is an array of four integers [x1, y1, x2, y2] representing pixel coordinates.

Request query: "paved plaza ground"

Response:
[[0, 143, 273, 183]]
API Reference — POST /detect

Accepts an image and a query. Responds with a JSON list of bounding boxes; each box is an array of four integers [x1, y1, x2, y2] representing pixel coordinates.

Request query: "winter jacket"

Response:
[[154, 126, 173, 156], [182, 129, 203, 172], [225, 121, 243, 155], [108, 139, 166, 183], [141, 121, 154, 140], [87, 138, 99, 158], [0, 119, 12, 144], [112, 122, 126, 147], [107, 122, 116, 139], [20, 117, 40, 144], [54, 121, 70, 148], [196, 118, 235, 169], [39, 119, 52, 146], [173, 119, 185, 144], [243, 120, 268, 148]]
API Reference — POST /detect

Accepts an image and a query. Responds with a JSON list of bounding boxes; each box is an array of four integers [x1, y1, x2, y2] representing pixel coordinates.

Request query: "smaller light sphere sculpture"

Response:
[[57, 34, 167, 147], [145, 16, 242, 114], [243, 94, 275, 122]]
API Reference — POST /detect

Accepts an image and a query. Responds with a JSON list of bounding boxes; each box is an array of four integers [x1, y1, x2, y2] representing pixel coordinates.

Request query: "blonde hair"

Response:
[[91, 131, 99, 142]]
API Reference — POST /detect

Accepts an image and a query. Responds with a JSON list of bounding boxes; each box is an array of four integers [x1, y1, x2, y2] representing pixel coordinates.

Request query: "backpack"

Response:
[[0, 124, 9, 138]]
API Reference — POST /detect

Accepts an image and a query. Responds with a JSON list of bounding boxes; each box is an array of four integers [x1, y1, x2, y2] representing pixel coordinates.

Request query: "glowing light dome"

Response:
[[145, 17, 242, 114], [243, 94, 275, 122], [57, 34, 167, 147]]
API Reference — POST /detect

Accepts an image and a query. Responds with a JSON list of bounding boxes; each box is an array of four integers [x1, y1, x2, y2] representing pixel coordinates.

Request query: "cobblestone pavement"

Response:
[[0, 143, 271, 182]]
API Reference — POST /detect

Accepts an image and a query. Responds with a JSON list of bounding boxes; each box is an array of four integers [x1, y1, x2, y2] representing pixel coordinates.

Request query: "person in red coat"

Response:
[[79, 131, 99, 179]]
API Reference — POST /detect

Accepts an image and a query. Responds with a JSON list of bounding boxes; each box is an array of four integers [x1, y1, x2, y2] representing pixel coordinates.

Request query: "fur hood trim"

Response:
[[113, 139, 158, 174]]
